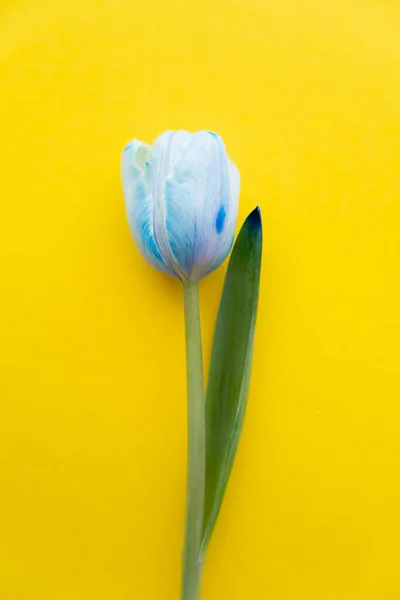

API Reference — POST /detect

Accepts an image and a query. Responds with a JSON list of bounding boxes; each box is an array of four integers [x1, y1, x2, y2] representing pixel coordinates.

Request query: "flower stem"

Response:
[[181, 280, 205, 600]]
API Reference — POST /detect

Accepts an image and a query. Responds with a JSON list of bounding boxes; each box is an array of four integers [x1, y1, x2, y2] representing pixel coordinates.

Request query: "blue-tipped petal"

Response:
[[121, 140, 175, 277]]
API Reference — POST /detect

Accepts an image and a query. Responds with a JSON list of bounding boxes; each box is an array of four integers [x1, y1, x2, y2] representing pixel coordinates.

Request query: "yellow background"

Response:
[[1, 0, 400, 598]]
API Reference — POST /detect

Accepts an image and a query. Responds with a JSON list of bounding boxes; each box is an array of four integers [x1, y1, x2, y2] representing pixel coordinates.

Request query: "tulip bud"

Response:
[[121, 130, 240, 281]]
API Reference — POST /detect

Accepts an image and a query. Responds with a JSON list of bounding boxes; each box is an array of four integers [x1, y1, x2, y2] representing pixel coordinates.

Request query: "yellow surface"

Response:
[[1, 0, 400, 598]]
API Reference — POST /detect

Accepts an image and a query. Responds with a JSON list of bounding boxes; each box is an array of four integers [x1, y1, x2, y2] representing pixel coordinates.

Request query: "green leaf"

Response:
[[200, 207, 262, 557]]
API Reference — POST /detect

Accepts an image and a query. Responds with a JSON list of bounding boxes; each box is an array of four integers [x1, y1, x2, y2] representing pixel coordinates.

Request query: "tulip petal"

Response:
[[205, 156, 240, 276], [191, 133, 239, 280], [121, 140, 174, 276], [160, 132, 215, 279], [157, 131, 239, 281], [149, 131, 193, 279]]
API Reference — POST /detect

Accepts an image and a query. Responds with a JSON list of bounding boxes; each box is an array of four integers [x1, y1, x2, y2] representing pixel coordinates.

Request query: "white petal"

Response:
[[228, 158, 240, 209], [191, 133, 239, 280], [151, 131, 194, 280], [203, 155, 240, 276], [162, 131, 217, 279], [121, 140, 174, 276]]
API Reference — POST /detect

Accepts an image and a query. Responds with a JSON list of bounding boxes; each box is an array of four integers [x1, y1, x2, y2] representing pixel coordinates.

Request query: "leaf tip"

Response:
[[246, 206, 262, 231]]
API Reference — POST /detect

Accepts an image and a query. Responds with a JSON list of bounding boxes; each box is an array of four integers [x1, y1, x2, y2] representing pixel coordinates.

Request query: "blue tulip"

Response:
[[121, 130, 240, 281]]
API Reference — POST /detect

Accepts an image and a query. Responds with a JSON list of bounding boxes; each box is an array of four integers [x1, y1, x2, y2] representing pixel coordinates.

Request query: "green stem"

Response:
[[181, 281, 205, 600]]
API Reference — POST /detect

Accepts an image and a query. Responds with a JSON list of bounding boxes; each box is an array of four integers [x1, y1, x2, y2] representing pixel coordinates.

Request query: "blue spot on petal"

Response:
[[215, 206, 226, 234]]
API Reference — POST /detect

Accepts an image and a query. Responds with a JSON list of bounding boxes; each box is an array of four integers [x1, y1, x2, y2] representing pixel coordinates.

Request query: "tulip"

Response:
[[121, 130, 240, 282], [121, 130, 240, 600]]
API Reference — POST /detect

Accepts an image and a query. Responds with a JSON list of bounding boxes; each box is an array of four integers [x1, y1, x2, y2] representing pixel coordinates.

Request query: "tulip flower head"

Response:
[[121, 130, 240, 281]]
